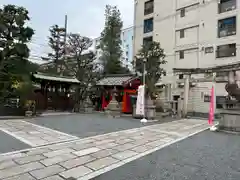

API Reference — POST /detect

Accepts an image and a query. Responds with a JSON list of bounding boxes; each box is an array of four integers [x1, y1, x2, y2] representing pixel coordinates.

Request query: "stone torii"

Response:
[[173, 62, 240, 117]]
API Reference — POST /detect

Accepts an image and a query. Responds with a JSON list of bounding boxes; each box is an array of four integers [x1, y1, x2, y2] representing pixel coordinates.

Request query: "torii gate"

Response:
[[172, 61, 240, 117]]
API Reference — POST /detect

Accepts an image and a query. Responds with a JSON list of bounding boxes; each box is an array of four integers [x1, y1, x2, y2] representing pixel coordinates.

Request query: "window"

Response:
[[143, 36, 153, 47], [180, 9, 185, 17], [144, 18, 153, 33], [218, 0, 236, 14], [218, 17, 236, 38], [179, 74, 184, 79], [216, 72, 228, 77], [180, 29, 185, 38], [205, 47, 214, 53], [216, 43, 236, 58], [144, 0, 154, 15], [179, 51, 184, 59], [126, 51, 129, 56]]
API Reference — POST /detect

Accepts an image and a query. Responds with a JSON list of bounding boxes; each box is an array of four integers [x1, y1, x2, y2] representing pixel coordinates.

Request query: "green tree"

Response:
[[63, 33, 99, 111], [47, 24, 66, 74], [135, 41, 166, 99], [0, 4, 34, 102], [100, 5, 129, 74]]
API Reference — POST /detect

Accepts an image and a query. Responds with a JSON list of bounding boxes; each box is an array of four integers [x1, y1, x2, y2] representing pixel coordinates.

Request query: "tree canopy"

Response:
[[47, 24, 66, 74], [135, 41, 166, 98], [0, 4, 34, 101], [61, 33, 99, 110], [100, 5, 129, 74]]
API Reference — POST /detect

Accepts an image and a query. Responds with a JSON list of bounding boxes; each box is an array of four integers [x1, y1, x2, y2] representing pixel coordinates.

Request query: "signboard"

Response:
[[136, 85, 145, 115]]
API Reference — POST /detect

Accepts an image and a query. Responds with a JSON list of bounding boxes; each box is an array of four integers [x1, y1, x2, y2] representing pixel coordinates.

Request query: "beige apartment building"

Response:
[[133, 0, 239, 116]]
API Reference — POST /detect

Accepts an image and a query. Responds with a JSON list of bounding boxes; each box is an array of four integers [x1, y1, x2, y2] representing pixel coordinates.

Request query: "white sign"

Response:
[[136, 85, 145, 115]]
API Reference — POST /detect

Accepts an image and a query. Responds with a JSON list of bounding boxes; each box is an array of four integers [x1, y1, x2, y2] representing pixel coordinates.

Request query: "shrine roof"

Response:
[[33, 73, 80, 83], [97, 74, 138, 86]]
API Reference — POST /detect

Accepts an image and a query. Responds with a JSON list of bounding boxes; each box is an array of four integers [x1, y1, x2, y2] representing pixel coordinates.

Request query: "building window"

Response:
[[179, 74, 184, 79], [216, 43, 236, 58], [144, 18, 153, 33], [180, 9, 185, 17], [205, 47, 214, 53], [218, 0, 236, 14], [179, 51, 184, 59], [218, 17, 236, 38], [143, 36, 153, 47], [144, 0, 154, 15], [180, 29, 185, 38]]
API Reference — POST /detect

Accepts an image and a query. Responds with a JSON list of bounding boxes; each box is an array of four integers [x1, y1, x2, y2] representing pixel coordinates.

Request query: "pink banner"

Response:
[[208, 86, 214, 125]]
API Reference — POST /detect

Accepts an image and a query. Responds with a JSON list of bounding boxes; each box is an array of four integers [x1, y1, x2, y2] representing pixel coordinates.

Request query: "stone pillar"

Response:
[[168, 84, 172, 101], [183, 75, 190, 117], [228, 71, 235, 84], [177, 97, 183, 118]]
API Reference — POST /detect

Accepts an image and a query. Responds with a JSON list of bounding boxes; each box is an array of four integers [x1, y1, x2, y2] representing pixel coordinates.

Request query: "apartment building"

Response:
[[121, 27, 134, 70], [94, 26, 134, 71], [134, 0, 239, 115]]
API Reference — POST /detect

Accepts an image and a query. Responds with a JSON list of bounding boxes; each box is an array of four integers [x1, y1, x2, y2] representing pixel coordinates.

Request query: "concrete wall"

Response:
[[134, 0, 240, 115]]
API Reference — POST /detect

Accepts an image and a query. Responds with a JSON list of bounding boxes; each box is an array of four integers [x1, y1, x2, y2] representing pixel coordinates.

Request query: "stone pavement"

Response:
[[0, 120, 78, 147], [0, 119, 208, 180]]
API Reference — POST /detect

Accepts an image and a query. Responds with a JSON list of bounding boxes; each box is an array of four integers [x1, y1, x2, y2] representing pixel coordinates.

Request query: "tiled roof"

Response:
[[33, 73, 80, 83], [97, 75, 134, 86]]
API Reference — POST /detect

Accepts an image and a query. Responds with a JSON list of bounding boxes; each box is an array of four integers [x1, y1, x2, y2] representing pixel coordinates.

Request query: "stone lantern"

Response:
[[106, 87, 121, 117]]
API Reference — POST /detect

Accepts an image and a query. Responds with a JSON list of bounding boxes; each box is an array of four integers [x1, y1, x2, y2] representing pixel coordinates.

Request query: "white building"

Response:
[[134, 0, 239, 116], [92, 26, 134, 71]]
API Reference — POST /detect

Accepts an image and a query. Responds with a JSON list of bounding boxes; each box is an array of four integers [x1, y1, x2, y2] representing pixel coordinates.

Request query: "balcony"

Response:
[[216, 44, 236, 58], [218, 17, 236, 38], [218, 0, 236, 14]]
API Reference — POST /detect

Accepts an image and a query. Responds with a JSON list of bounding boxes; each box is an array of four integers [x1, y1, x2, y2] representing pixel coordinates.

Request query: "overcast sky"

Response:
[[1, 0, 134, 63]]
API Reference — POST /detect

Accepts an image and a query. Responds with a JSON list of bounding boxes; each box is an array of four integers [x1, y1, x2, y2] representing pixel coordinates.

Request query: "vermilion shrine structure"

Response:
[[97, 74, 141, 114]]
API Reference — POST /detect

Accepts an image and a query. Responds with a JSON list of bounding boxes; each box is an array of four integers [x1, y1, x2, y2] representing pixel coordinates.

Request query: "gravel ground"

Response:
[[29, 113, 174, 138], [93, 130, 240, 180], [0, 130, 30, 153]]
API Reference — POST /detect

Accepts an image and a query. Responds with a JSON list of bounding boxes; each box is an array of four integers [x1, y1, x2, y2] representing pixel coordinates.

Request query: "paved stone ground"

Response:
[[0, 131, 30, 154], [94, 130, 240, 180], [29, 113, 175, 138], [0, 120, 78, 147], [0, 119, 208, 180]]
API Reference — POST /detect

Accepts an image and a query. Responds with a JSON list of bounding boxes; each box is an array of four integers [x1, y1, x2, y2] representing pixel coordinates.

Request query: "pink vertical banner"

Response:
[[208, 86, 214, 125]]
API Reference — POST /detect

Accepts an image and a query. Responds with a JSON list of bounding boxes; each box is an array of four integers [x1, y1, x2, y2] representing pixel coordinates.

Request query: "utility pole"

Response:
[[60, 15, 68, 75], [64, 15, 68, 57]]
